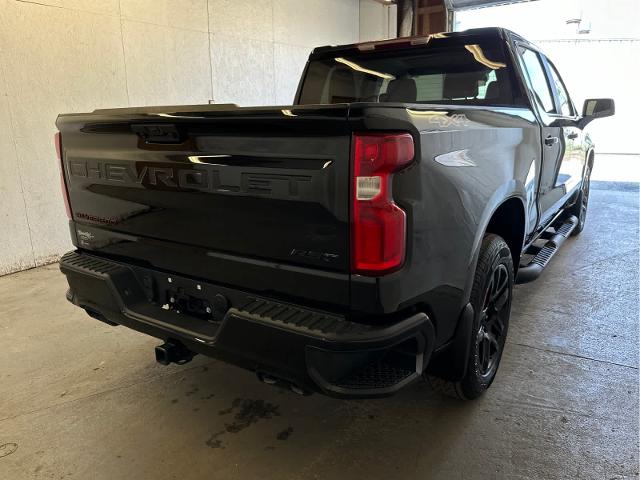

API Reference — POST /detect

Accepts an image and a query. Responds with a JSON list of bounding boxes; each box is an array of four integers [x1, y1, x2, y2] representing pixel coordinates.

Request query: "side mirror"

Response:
[[578, 98, 615, 128]]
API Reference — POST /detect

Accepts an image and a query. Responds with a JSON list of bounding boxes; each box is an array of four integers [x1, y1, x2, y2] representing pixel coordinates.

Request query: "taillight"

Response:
[[351, 132, 414, 275], [55, 132, 72, 219]]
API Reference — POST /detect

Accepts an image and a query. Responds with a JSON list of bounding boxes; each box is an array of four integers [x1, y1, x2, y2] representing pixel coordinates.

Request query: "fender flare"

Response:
[[461, 180, 527, 306], [427, 182, 527, 381], [585, 147, 595, 170], [569, 147, 595, 209]]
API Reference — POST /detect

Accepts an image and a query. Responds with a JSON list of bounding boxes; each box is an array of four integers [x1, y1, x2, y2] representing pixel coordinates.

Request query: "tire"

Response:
[[569, 163, 592, 236], [427, 234, 514, 400]]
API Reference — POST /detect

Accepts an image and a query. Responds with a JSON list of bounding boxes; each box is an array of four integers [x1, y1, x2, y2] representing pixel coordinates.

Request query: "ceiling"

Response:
[[372, 0, 540, 12], [445, 0, 538, 10]]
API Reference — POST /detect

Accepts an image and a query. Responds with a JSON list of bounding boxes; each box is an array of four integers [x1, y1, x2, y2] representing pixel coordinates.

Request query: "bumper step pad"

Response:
[[237, 297, 374, 338], [61, 251, 127, 278], [336, 357, 414, 390]]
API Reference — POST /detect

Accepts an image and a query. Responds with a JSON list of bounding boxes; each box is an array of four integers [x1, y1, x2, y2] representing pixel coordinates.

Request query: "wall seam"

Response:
[[358, 0, 361, 41], [118, 0, 131, 106], [271, 0, 277, 104], [0, 22, 36, 270], [0, 111, 36, 270], [13, 0, 118, 17], [206, 0, 214, 101]]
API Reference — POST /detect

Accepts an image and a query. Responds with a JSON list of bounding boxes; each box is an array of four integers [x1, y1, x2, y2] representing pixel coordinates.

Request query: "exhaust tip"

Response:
[[257, 372, 312, 396]]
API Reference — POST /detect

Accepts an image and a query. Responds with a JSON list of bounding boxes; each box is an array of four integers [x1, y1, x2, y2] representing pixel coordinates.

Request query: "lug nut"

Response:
[[205, 307, 212, 314]]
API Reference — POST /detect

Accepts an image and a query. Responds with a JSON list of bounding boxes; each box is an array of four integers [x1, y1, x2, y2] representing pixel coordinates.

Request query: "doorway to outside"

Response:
[[454, 0, 640, 184]]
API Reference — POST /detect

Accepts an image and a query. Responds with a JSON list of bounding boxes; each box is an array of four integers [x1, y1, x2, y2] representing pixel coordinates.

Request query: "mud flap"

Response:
[[426, 303, 474, 381]]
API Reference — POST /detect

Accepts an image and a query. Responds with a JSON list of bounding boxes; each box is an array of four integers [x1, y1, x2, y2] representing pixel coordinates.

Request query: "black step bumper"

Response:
[[60, 251, 434, 398]]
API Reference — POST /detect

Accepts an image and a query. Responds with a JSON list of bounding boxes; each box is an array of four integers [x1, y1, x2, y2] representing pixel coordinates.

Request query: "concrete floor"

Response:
[[0, 182, 638, 480]]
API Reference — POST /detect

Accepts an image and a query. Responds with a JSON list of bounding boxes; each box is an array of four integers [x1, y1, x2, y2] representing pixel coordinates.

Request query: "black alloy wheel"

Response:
[[427, 234, 513, 400], [476, 263, 510, 380]]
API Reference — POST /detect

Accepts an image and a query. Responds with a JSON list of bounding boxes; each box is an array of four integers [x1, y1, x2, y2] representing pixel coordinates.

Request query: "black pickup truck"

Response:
[[56, 28, 614, 400]]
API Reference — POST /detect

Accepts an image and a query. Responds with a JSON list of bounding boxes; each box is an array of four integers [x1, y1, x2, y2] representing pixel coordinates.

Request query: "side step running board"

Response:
[[516, 215, 579, 284]]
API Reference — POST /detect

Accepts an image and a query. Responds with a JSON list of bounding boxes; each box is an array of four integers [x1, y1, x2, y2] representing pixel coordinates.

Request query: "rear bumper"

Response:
[[60, 251, 434, 398]]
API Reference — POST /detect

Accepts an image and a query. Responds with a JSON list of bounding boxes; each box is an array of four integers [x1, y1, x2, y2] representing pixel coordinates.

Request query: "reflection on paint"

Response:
[[188, 154, 232, 165], [525, 160, 536, 187], [407, 109, 449, 117], [155, 113, 206, 119], [464, 44, 507, 70], [334, 57, 395, 80], [434, 149, 476, 167]]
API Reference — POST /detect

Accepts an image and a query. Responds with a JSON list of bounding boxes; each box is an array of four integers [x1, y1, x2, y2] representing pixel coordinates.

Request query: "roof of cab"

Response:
[[311, 27, 525, 57]]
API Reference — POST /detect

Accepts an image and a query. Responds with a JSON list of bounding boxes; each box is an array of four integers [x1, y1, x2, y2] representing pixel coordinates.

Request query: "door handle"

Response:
[[544, 136, 559, 146], [567, 132, 579, 140]]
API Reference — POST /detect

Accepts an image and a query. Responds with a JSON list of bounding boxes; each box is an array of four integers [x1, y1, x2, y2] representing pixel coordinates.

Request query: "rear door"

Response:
[[517, 45, 576, 225]]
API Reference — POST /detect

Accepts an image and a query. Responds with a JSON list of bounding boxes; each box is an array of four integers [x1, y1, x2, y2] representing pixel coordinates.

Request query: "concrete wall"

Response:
[[359, 0, 397, 42], [0, 0, 388, 276]]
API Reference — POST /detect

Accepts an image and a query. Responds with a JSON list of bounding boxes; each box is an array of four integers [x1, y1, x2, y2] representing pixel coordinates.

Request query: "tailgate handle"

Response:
[[132, 124, 182, 144]]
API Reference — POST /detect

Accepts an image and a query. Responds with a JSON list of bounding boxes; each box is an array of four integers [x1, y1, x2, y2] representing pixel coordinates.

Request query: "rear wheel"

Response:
[[427, 234, 513, 400], [569, 163, 592, 236]]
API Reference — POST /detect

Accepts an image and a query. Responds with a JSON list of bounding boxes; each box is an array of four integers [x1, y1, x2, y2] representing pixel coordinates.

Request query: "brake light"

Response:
[[55, 132, 72, 219], [351, 132, 414, 275]]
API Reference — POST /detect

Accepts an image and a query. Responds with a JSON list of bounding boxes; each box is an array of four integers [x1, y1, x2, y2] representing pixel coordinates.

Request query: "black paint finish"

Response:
[[56, 28, 610, 396]]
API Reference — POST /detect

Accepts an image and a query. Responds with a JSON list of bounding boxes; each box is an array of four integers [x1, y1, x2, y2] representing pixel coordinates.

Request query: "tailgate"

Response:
[[56, 105, 351, 275]]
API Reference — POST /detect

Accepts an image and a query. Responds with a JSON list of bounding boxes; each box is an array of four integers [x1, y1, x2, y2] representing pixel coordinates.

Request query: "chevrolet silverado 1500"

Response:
[[56, 28, 614, 399]]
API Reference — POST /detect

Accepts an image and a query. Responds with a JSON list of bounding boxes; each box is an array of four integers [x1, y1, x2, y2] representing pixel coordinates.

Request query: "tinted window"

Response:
[[546, 60, 574, 116], [519, 47, 555, 114], [298, 41, 523, 107]]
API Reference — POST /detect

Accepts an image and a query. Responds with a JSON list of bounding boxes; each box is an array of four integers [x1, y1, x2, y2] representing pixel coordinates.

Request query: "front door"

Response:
[[543, 58, 585, 202]]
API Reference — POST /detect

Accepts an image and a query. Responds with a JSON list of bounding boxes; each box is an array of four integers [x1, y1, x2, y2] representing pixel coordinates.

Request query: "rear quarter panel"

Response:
[[349, 104, 540, 343]]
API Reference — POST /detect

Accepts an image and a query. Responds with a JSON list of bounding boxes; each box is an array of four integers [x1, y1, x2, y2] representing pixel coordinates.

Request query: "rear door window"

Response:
[[519, 47, 555, 114]]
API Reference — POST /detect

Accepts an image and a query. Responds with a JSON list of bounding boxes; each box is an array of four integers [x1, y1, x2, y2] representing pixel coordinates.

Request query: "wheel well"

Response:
[[485, 198, 526, 269]]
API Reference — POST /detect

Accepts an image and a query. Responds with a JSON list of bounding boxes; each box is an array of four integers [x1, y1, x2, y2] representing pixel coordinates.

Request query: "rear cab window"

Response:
[[297, 34, 527, 108]]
